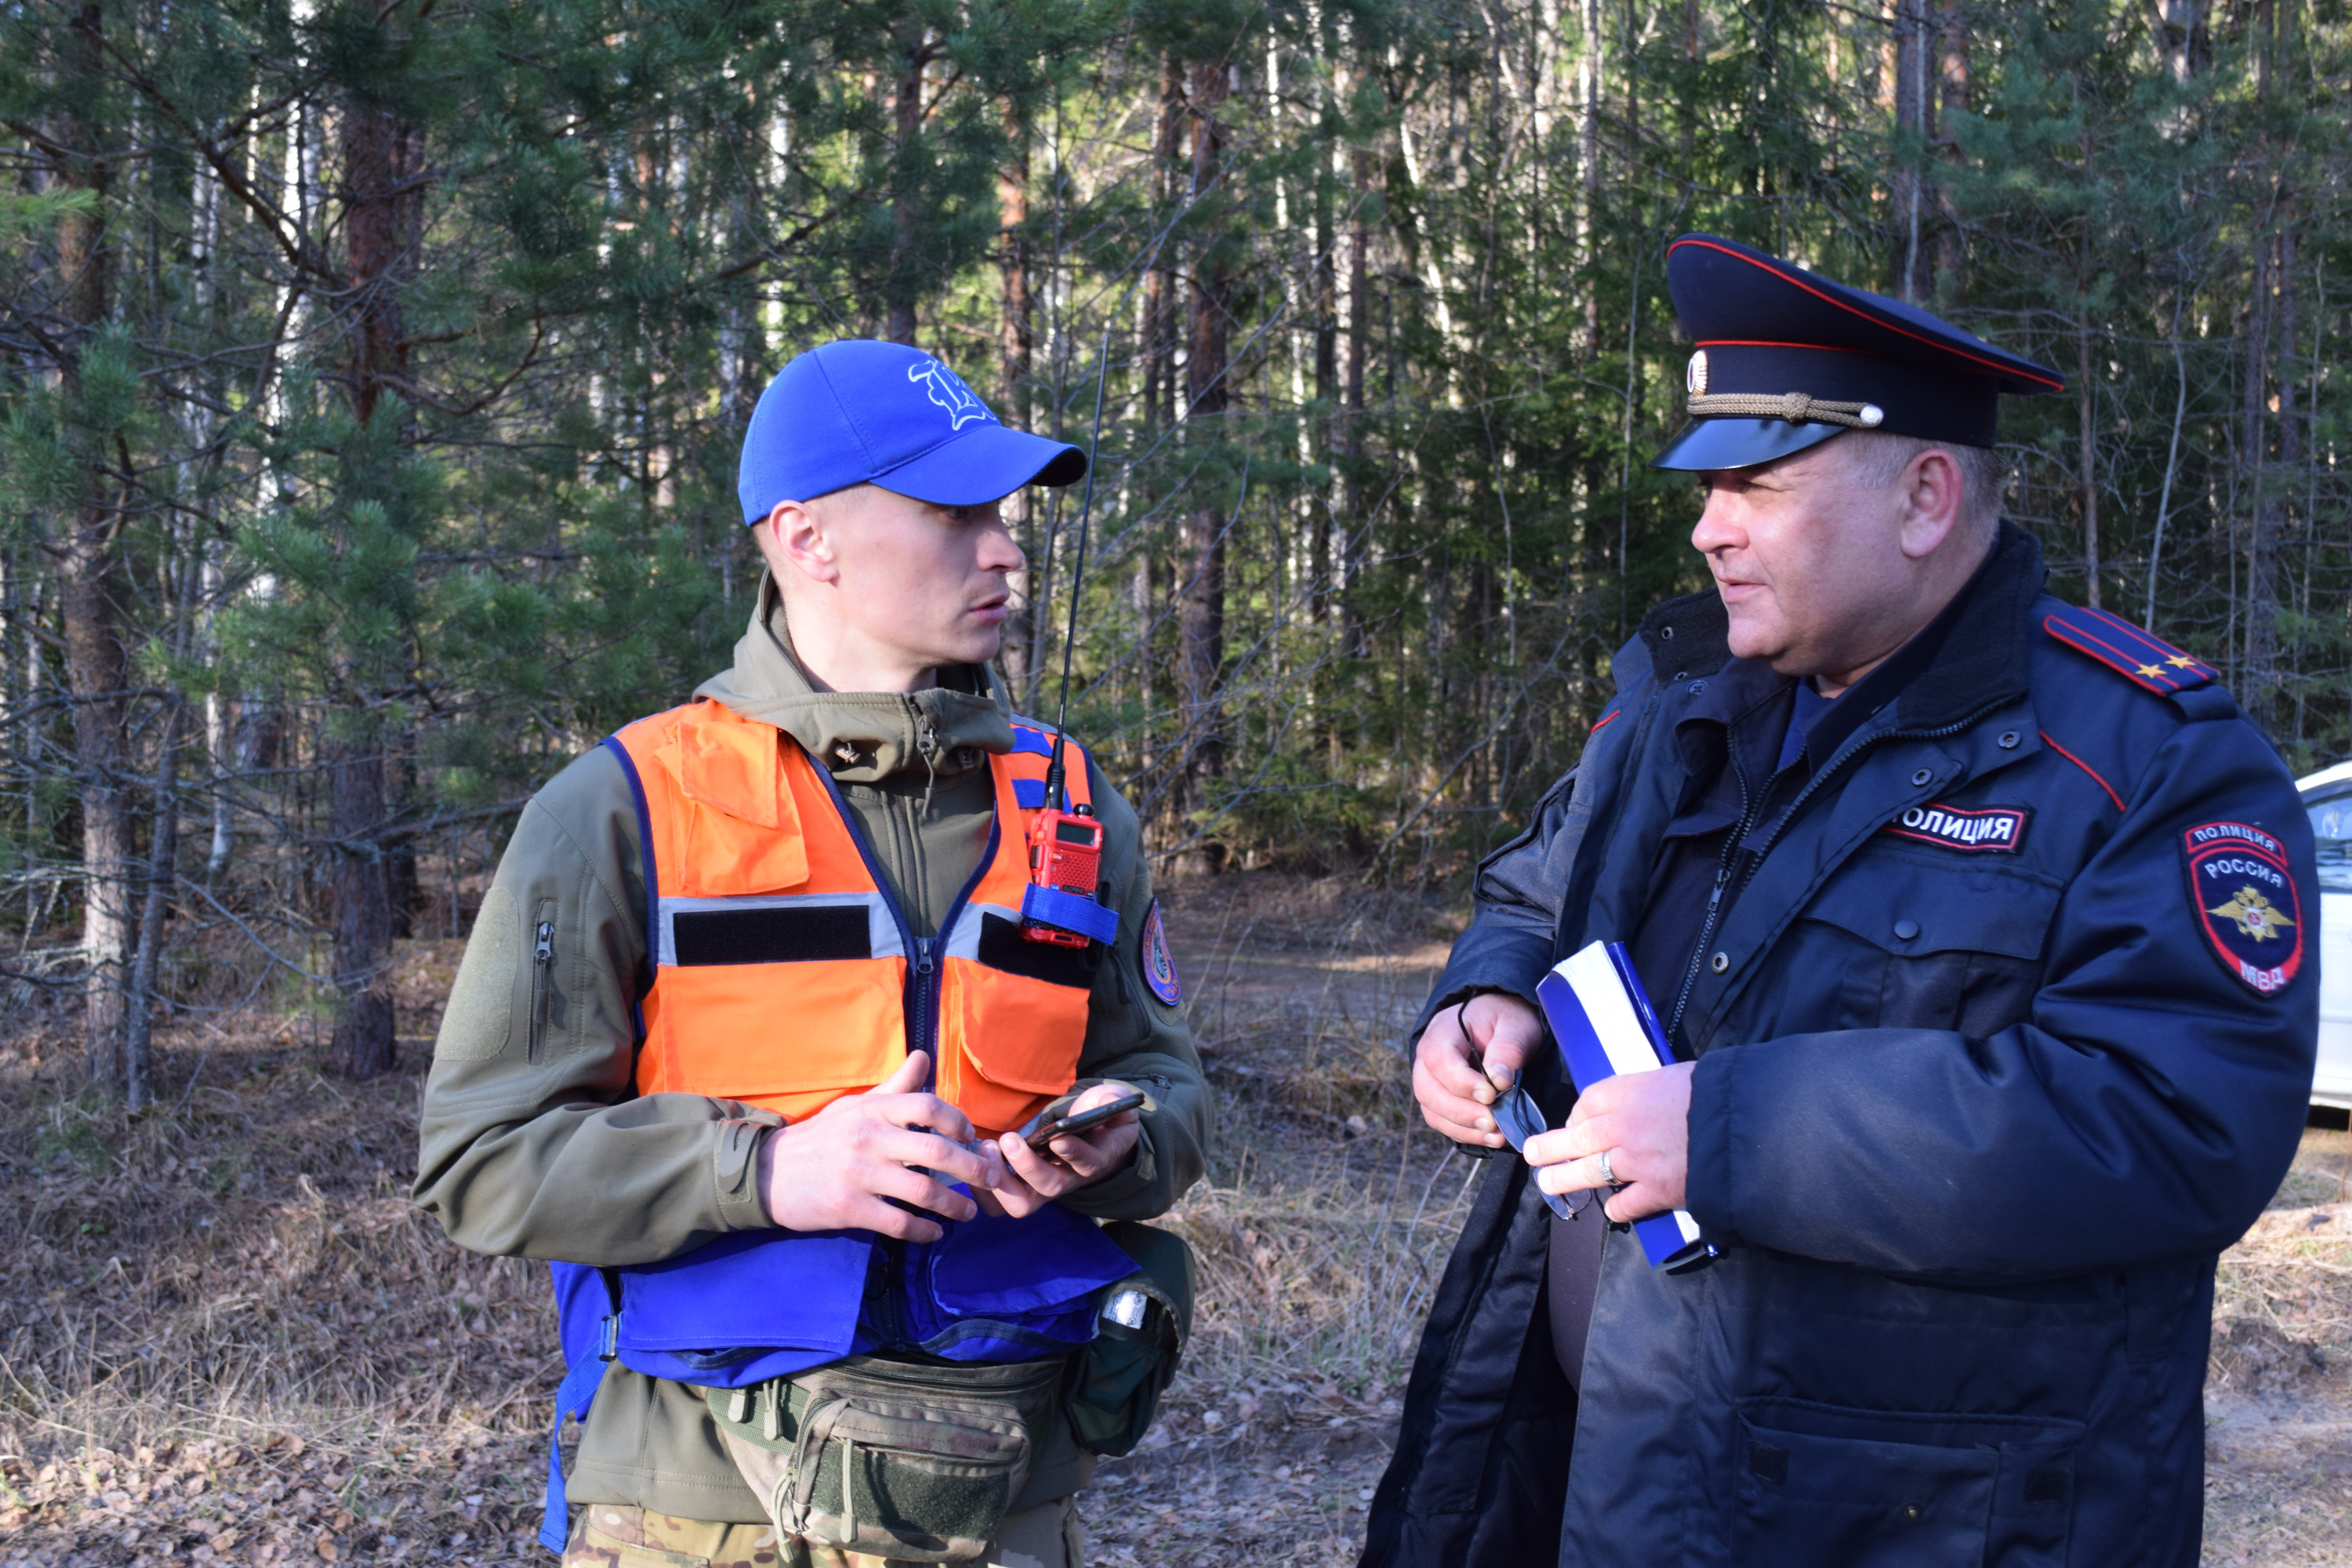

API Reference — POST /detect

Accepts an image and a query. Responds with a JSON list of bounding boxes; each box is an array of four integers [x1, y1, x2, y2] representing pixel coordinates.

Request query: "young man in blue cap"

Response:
[[1366, 237, 2316, 1566], [416, 340, 1208, 1567]]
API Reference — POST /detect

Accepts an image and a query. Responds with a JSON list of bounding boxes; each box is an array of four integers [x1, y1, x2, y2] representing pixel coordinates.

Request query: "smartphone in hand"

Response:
[[1023, 1090, 1147, 1145]]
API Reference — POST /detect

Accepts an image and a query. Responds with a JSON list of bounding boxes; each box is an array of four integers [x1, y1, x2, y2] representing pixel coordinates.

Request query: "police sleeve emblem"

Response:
[[2183, 820, 2303, 996], [1139, 898, 1181, 1007]]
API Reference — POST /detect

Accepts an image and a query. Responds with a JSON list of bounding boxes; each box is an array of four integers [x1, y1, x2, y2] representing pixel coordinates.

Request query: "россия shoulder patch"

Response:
[[2183, 820, 2303, 996], [2044, 604, 2217, 696], [1139, 898, 1181, 1007]]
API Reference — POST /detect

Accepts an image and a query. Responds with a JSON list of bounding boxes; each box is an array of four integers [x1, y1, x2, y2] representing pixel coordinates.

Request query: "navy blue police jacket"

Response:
[[1360, 524, 2318, 1568]]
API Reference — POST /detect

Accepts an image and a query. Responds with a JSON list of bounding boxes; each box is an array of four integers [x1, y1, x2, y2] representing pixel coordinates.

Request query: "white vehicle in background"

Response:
[[2300, 761, 2352, 1109]]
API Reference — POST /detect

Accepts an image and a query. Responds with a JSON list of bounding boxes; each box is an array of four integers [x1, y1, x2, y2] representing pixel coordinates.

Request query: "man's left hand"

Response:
[[973, 1082, 1143, 1218], [1524, 1062, 1694, 1223]]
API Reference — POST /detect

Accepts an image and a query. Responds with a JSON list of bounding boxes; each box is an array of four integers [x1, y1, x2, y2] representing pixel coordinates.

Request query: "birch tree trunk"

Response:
[[2241, 232, 2277, 726], [2241, 0, 2280, 730], [1936, 9, 1969, 290], [123, 699, 182, 1112], [998, 103, 1036, 705], [1180, 56, 1232, 818], [1890, 0, 1933, 301], [1341, 142, 1373, 666]]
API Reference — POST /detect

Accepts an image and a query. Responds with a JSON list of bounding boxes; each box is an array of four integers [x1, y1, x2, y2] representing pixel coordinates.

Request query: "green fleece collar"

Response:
[[693, 572, 1016, 785]]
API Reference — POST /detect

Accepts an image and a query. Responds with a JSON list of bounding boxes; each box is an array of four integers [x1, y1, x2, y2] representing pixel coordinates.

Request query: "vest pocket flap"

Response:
[[673, 714, 810, 895], [922, 1204, 1136, 1317], [681, 713, 786, 827], [1802, 858, 2062, 960], [615, 1229, 869, 1355], [946, 960, 1094, 1095], [681, 797, 810, 896]]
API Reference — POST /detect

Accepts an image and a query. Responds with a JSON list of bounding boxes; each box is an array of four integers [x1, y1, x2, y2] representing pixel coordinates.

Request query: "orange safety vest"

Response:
[[603, 699, 1110, 1138]]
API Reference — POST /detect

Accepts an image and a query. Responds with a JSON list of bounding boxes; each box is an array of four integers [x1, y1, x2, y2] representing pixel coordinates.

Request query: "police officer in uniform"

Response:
[[416, 341, 1208, 1567], [1362, 235, 2318, 1566]]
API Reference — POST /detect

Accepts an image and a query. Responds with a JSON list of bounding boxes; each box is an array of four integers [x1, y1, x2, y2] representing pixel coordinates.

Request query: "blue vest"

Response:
[[538, 1198, 1133, 1548]]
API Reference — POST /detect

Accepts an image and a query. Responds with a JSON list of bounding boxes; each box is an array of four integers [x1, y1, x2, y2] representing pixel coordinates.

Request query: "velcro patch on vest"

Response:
[[1882, 803, 2031, 855], [2183, 820, 2303, 996], [671, 904, 873, 966], [1139, 899, 1181, 1006]]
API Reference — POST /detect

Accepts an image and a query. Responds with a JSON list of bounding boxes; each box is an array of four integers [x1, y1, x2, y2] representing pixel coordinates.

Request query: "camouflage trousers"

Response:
[[560, 1497, 1084, 1568]]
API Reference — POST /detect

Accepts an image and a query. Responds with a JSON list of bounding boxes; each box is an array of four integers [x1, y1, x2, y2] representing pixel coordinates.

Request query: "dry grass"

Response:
[[0, 942, 556, 1566], [5, 874, 2349, 1567], [0, 873, 1470, 1568], [2201, 1123, 2352, 1568]]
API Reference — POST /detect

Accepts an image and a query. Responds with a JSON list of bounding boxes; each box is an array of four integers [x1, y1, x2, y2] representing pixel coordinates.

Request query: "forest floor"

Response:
[[0, 872, 2348, 1566]]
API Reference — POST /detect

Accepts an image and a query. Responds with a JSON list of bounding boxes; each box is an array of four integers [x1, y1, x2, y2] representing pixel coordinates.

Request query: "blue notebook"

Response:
[[1534, 940, 1720, 1272]]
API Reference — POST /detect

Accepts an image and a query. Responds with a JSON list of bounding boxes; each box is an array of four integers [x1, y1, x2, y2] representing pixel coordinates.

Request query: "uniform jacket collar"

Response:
[[1646, 519, 2045, 746], [1882, 520, 2045, 733], [693, 570, 1018, 785]]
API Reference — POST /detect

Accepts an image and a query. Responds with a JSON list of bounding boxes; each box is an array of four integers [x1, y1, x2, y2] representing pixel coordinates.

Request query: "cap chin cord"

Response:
[[1686, 391, 1885, 428]]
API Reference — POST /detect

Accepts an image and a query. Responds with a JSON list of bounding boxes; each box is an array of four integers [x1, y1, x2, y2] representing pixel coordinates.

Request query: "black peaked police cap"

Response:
[[1650, 234, 2065, 473]]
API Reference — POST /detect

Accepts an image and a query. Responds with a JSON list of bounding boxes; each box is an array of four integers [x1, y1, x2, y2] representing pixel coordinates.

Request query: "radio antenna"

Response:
[[1038, 346, 1109, 810], [1038, 210, 1182, 807]]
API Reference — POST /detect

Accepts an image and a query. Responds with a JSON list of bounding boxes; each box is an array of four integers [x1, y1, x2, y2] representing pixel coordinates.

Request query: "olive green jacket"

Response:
[[412, 575, 1208, 1521]]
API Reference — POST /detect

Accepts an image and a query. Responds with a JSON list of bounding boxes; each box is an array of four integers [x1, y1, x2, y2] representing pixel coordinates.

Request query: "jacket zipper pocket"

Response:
[[529, 902, 557, 1060]]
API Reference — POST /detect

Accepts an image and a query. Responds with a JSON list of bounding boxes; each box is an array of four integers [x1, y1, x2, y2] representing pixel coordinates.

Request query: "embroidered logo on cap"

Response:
[[1883, 803, 2030, 854], [2183, 820, 2303, 996], [1139, 898, 1181, 1007], [906, 358, 993, 429]]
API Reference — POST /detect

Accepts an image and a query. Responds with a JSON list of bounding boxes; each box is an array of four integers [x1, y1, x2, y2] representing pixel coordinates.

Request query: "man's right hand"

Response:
[[756, 1051, 999, 1243], [1412, 993, 1544, 1149]]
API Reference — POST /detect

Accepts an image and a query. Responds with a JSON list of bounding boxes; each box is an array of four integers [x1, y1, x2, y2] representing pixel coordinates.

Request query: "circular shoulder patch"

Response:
[[2183, 820, 2303, 996], [1138, 898, 1181, 1007]]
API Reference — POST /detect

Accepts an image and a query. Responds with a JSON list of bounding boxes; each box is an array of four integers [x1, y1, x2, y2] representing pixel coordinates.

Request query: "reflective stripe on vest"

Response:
[[603, 699, 1110, 1137]]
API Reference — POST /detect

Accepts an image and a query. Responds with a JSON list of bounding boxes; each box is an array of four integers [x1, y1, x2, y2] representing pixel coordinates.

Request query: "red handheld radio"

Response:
[[1023, 800, 1103, 949]]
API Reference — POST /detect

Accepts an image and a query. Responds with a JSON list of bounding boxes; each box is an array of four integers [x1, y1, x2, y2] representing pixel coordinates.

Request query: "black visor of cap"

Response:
[[1650, 417, 1849, 474], [1650, 234, 2063, 473]]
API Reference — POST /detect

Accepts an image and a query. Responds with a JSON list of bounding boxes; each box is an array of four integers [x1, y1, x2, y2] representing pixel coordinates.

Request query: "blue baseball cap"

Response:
[[737, 339, 1087, 524]]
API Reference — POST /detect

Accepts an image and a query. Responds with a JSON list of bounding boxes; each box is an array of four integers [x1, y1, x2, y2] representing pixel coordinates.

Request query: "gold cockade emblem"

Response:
[[2209, 886, 2296, 942]]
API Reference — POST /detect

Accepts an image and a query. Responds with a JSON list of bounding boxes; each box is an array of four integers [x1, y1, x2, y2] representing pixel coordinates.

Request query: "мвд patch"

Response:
[[2183, 820, 2303, 996]]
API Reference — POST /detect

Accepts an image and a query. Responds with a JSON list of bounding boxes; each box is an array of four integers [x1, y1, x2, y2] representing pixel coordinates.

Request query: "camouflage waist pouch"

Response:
[[704, 1354, 1066, 1563]]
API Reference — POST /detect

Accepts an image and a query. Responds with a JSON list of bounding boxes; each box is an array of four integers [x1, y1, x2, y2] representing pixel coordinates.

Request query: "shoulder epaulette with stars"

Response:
[[2043, 604, 2217, 695]]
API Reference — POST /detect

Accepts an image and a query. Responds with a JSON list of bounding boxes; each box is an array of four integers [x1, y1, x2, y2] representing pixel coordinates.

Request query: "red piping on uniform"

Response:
[[2041, 615, 2174, 695], [1668, 240, 2068, 392], [2062, 604, 2217, 678], [2040, 730, 2125, 813], [1590, 710, 1619, 735]]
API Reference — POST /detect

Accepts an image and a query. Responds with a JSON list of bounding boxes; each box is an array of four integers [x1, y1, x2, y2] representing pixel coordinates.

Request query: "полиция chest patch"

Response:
[[2183, 820, 2303, 996], [1882, 802, 2031, 854]]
